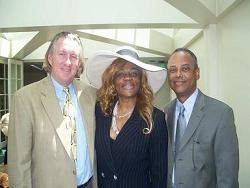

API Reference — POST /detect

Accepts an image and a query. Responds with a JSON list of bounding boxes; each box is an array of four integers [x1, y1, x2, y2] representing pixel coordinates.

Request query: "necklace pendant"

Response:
[[113, 128, 119, 135]]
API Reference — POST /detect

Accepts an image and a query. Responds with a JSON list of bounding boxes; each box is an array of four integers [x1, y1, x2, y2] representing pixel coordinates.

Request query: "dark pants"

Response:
[[77, 177, 93, 188]]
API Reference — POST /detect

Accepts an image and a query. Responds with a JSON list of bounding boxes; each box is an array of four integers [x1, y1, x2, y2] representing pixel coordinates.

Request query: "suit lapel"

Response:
[[40, 76, 72, 159], [179, 90, 205, 150], [166, 100, 176, 146], [102, 114, 116, 171]]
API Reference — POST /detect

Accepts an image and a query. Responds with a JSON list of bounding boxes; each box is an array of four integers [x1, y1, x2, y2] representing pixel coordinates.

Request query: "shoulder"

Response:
[[77, 79, 97, 93], [163, 99, 176, 119], [15, 77, 47, 97], [152, 107, 167, 126], [95, 101, 107, 117], [95, 101, 101, 111], [165, 99, 176, 111], [153, 107, 165, 118], [150, 107, 167, 137], [75, 79, 97, 100], [202, 93, 233, 113]]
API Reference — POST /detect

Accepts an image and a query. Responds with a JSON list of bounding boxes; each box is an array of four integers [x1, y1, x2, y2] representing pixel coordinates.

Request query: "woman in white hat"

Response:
[[87, 46, 168, 188]]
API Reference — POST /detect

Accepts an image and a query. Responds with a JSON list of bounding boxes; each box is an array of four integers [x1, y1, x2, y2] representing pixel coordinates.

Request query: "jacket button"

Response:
[[101, 172, 105, 178], [73, 169, 76, 175], [113, 175, 117, 180]]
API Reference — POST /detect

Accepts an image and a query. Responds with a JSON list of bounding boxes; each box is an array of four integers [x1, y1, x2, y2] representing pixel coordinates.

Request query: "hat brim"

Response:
[[86, 50, 167, 93]]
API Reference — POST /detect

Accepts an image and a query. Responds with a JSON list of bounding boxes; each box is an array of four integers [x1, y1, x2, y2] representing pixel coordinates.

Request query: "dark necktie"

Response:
[[63, 87, 77, 162]]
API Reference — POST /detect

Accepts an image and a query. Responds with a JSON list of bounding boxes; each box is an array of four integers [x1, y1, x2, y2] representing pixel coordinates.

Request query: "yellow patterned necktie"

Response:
[[63, 87, 77, 162]]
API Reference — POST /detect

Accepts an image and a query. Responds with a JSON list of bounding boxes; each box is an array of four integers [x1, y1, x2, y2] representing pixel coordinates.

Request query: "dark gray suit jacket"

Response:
[[165, 90, 239, 188]]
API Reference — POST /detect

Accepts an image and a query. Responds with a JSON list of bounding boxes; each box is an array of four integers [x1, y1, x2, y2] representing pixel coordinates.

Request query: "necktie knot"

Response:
[[179, 104, 185, 115], [63, 87, 70, 96]]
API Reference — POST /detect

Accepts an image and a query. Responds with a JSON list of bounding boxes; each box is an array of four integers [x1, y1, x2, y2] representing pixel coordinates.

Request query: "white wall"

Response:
[[218, 1, 250, 187], [188, 1, 250, 187], [188, 34, 207, 93]]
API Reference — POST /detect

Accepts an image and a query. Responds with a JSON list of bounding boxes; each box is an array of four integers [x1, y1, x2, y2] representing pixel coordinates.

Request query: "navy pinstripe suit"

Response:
[[95, 102, 168, 188]]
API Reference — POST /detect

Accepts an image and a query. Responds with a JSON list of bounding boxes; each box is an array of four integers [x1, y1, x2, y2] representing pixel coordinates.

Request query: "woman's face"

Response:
[[113, 62, 141, 100]]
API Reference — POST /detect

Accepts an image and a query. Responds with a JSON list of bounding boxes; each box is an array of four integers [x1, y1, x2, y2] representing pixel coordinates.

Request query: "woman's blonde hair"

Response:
[[43, 31, 84, 77], [98, 58, 154, 134]]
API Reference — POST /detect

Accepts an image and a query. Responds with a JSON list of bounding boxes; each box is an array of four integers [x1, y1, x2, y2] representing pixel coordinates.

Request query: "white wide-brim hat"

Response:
[[86, 46, 167, 93]]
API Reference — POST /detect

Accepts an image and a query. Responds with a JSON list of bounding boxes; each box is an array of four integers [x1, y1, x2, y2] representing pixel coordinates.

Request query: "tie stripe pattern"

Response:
[[63, 87, 77, 162]]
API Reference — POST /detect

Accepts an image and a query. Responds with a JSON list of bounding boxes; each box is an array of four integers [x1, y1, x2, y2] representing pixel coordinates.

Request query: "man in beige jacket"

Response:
[[8, 32, 97, 188]]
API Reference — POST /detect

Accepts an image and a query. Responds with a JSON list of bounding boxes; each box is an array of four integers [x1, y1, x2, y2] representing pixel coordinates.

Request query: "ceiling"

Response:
[[0, 0, 243, 65]]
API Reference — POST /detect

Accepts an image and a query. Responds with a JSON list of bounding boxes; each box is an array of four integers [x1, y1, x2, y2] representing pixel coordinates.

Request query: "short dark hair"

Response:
[[170, 48, 198, 68]]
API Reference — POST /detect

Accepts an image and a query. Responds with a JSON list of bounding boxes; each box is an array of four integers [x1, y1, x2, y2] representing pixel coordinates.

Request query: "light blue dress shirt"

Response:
[[51, 76, 92, 186], [174, 88, 199, 136]]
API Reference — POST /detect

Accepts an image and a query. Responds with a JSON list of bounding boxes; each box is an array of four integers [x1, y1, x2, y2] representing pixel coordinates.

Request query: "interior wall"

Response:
[[217, 0, 250, 187], [187, 1, 250, 187], [188, 34, 208, 94]]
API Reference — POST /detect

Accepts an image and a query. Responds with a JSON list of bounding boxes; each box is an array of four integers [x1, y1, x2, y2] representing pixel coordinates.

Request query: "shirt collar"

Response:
[[50, 75, 74, 98], [176, 88, 198, 113]]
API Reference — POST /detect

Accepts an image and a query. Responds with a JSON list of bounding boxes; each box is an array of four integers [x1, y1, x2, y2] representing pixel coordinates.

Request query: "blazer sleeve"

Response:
[[8, 92, 32, 188], [214, 107, 239, 188], [149, 109, 168, 188]]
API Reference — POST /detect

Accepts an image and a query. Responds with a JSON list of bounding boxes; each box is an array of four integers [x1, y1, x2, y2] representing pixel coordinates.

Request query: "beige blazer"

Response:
[[8, 76, 97, 188]]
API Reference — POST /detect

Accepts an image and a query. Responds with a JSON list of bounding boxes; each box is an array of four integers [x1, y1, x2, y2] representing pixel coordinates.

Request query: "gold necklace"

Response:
[[115, 110, 133, 119], [111, 102, 134, 135]]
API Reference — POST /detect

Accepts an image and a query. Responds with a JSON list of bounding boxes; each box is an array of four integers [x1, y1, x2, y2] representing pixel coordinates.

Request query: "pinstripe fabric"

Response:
[[95, 102, 168, 188]]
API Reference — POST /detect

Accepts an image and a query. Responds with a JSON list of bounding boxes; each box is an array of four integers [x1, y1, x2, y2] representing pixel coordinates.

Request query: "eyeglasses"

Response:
[[56, 51, 79, 62], [114, 69, 140, 80], [167, 65, 195, 74]]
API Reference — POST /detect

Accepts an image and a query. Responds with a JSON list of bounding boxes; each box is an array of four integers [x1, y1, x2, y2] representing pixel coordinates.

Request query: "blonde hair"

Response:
[[43, 31, 84, 77], [98, 58, 154, 134]]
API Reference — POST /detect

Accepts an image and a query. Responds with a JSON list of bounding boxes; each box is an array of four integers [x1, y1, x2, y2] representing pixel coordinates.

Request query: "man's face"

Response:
[[48, 37, 80, 86], [167, 51, 200, 102]]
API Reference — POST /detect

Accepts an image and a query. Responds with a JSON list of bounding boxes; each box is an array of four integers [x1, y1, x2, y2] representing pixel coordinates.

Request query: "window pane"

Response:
[[0, 64, 4, 78], [5, 64, 8, 78], [6, 96, 8, 110], [4, 80, 7, 93], [17, 65, 21, 78], [0, 80, 3, 94], [17, 80, 22, 89], [0, 96, 3, 110]]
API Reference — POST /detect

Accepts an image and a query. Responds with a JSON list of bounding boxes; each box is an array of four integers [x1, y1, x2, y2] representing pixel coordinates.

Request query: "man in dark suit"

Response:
[[165, 48, 239, 188]]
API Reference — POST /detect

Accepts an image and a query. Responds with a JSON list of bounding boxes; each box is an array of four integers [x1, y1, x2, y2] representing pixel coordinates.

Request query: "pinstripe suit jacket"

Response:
[[95, 102, 168, 188], [165, 90, 239, 188]]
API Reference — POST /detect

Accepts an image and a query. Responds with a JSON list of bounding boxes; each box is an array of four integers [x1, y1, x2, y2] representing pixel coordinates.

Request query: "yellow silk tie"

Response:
[[63, 87, 77, 162]]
